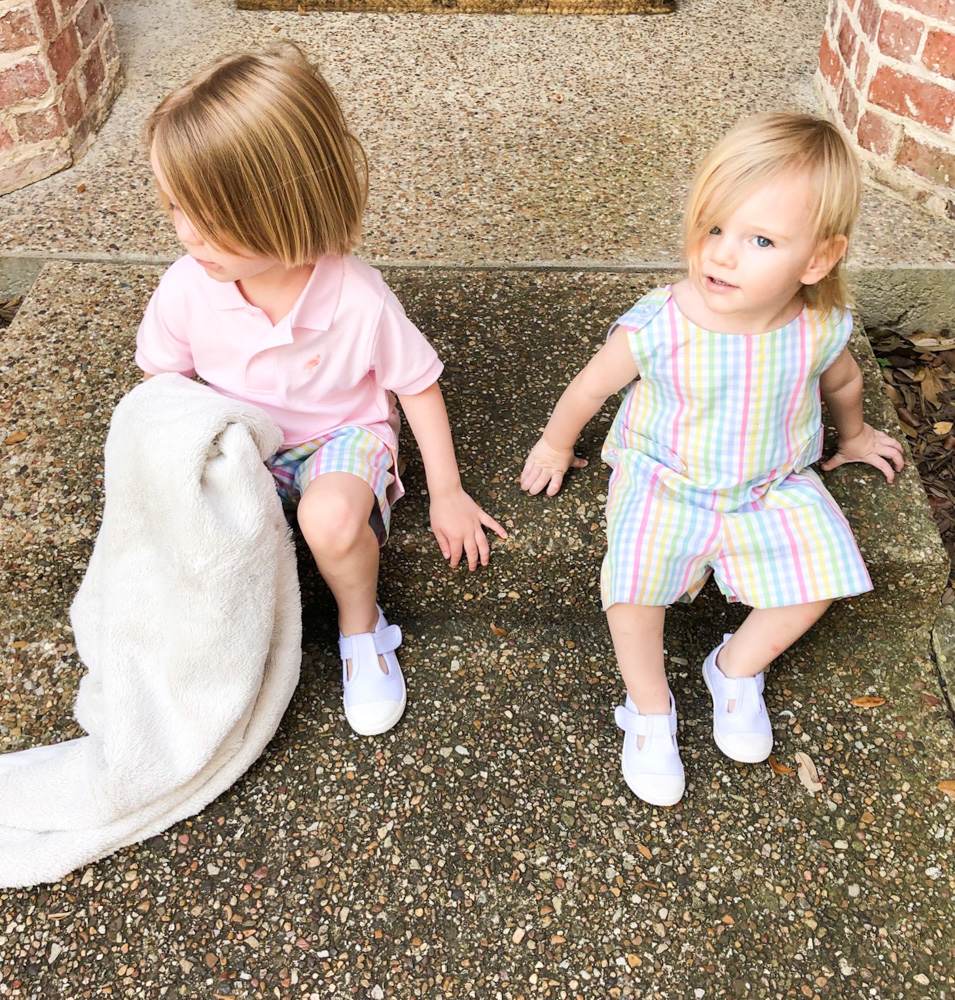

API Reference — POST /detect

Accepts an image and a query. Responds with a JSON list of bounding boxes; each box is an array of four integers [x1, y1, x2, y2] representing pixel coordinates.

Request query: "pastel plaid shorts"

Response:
[[266, 425, 396, 547]]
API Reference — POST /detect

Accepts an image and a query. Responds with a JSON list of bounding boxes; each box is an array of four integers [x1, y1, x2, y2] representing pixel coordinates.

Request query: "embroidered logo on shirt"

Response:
[[304, 354, 322, 373]]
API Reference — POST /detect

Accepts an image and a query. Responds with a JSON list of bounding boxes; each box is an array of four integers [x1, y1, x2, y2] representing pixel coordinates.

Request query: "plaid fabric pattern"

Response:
[[600, 288, 872, 609], [266, 426, 395, 546]]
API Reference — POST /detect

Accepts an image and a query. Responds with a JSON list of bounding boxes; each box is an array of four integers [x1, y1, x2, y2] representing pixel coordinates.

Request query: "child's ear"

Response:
[[801, 235, 848, 286]]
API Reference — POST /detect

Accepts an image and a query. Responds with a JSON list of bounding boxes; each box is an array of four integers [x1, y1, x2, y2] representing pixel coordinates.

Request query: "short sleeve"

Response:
[[371, 289, 444, 395], [135, 270, 197, 377], [817, 307, 855, 374]]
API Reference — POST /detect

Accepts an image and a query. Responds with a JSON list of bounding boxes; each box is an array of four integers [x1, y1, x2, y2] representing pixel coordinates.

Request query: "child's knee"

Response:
[[298, 480, 376, 554]]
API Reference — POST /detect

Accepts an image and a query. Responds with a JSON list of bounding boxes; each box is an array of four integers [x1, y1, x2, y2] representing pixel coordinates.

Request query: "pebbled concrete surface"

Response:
[[0, 0, 953, 327], [1, 262, 953, 999]]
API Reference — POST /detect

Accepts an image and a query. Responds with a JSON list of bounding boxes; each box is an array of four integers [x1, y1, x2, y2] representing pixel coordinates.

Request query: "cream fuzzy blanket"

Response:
[[0, 375, 301, 888]]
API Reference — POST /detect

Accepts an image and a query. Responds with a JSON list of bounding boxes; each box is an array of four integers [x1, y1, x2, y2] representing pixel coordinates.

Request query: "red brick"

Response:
[[839, 78, 861, 131], [838, 14, 859, 69], [35, 0, 59, 39], [47, 24, 79, 85], [923, 29, 955, 77], [856, 109, 899, 155], [0, 56, 52, 106], [855, 42, 872, 90], [100, 22, 118, 67], [820, 31, 846, 91], [896, 0, 955, 26], [14, 104, 65, 142], [79, 44, 103, 97], [898, 132, 955, 186], [0, 145, 70, 194], [868, 65, 955, 131], [75, 0, 104, 47], [0, 6, 39, 52], [61, 76, 83, 126], [878, 9, 925, 63], [857, 0, 883, 40], [55, 0, 82, 18]]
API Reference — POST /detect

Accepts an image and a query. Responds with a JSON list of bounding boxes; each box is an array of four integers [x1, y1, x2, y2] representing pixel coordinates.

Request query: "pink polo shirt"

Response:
[[135, 254, 444, 451]]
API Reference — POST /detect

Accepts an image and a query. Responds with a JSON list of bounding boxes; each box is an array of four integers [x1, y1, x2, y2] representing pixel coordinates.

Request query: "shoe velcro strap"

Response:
[[614, 705, 648, 736], [615, 705, 677, 736], [339, 624, 402, 661], [374, 624, 402, 654]]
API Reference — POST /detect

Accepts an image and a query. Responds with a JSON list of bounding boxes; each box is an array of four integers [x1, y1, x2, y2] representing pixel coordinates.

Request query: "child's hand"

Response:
[[820, 423, 905, 483], [520, 436, 588, 496], [430, 487, 508, 571]]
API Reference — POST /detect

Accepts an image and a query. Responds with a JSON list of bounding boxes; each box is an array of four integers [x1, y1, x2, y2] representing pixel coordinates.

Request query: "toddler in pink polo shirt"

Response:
[[136, 46, 507, 736]]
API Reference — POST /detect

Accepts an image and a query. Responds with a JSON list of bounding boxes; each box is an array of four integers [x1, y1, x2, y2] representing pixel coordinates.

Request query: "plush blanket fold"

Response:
[[0, 374, 302, 888]]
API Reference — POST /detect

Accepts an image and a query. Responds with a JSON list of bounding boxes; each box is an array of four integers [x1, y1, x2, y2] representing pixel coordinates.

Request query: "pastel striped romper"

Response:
[[600, 286, 872, 610]]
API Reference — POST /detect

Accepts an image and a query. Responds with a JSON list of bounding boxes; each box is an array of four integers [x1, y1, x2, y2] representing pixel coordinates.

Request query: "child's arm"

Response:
[[521, 327, 640, 497], [397, 382, 508, 572], [819, 347, 905, 483]]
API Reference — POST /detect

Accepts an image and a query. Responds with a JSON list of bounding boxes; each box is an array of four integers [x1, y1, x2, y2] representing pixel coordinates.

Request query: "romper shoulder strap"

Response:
[[607, 286, 672, 341]]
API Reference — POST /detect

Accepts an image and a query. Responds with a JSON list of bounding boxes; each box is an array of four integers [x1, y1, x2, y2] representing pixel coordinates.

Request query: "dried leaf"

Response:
[[490, 622, 508, 637], [900, 423, 919, 439], [934, 421, 954, 436], [922, 369, 944, 407], [907, 336, 955, 351], [850, 696, 886, 708], [885, 385, 904, 406], [769, 755, 795, 776], [897, 406, 920, 427], [795, 752, 823, 794], [3, 431, 27, 445], [938, 780, 955, 798]]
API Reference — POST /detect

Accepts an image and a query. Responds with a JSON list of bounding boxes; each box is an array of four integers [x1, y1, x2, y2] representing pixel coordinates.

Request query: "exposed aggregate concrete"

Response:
[[1, 263, 953, 998]]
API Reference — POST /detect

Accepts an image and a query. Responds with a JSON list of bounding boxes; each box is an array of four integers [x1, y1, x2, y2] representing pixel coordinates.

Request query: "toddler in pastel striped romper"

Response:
[[521, 112, 904, 807]]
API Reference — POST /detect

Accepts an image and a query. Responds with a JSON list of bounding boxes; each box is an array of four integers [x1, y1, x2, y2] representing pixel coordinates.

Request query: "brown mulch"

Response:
[[0, 294, 951, 593], [0, 296, 21, 328], [871, 326, 955, 602]]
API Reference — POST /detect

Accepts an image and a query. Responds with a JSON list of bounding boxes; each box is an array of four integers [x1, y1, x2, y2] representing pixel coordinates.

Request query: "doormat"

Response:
[[238, 0, 674, 13]]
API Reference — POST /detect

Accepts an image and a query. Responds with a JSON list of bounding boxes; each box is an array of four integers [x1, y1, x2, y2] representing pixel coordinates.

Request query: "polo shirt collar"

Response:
[[289, 256, 343, 332], [200, 255, 344, 333]]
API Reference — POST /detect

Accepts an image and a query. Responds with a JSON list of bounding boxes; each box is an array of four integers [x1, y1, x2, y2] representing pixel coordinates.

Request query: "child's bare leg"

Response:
[[297, 472, 381, 639], [718, 599, 832, 679], [702, 599, 831, 763], [606, 603, 668, 715], [299, 472, 405, 736], [607, 602, 683, 805]]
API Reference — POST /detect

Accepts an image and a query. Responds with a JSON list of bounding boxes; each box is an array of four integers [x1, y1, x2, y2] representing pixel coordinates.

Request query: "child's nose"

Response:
[[709, 236, 736, 267]]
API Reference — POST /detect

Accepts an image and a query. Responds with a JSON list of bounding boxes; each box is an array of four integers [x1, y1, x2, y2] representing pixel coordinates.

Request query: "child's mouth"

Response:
[[705, 275, 735, 290]]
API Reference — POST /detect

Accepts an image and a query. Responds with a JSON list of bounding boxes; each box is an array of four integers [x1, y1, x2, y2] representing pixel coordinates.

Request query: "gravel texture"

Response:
[[1, 263, 953, 998], [0, 0, 954, 331]]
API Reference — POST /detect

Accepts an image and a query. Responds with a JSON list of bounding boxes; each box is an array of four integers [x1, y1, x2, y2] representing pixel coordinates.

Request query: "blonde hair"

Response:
[[146, 44, 368, 264], [684, 112, 861, 315]]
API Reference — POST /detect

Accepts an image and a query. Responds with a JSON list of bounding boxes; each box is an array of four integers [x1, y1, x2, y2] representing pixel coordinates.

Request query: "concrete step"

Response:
[[1, 0, 954, 331], [1, 262, 947, 660], [2, 270, 954, 999]]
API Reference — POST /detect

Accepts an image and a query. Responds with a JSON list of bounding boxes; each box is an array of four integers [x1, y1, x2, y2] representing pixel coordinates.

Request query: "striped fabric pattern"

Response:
[[266, 425, 396, 546], [600, 287, 872, 609]]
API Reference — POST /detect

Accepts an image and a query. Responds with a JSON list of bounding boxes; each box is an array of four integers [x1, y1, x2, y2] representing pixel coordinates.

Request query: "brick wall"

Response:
[[818, 0, 955, 223], [0, 0, 122, 195]]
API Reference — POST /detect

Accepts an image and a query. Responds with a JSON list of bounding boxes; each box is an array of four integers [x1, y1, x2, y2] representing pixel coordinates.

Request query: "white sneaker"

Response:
[[614, 694, 685, 806], [338, 606, 406, 736], [702, 634, 773, 763]]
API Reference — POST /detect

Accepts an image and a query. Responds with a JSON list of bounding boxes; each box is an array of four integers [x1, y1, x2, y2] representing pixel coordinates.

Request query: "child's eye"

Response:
[[708, 225, 721, 236], [754, 235, 773, 248]]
